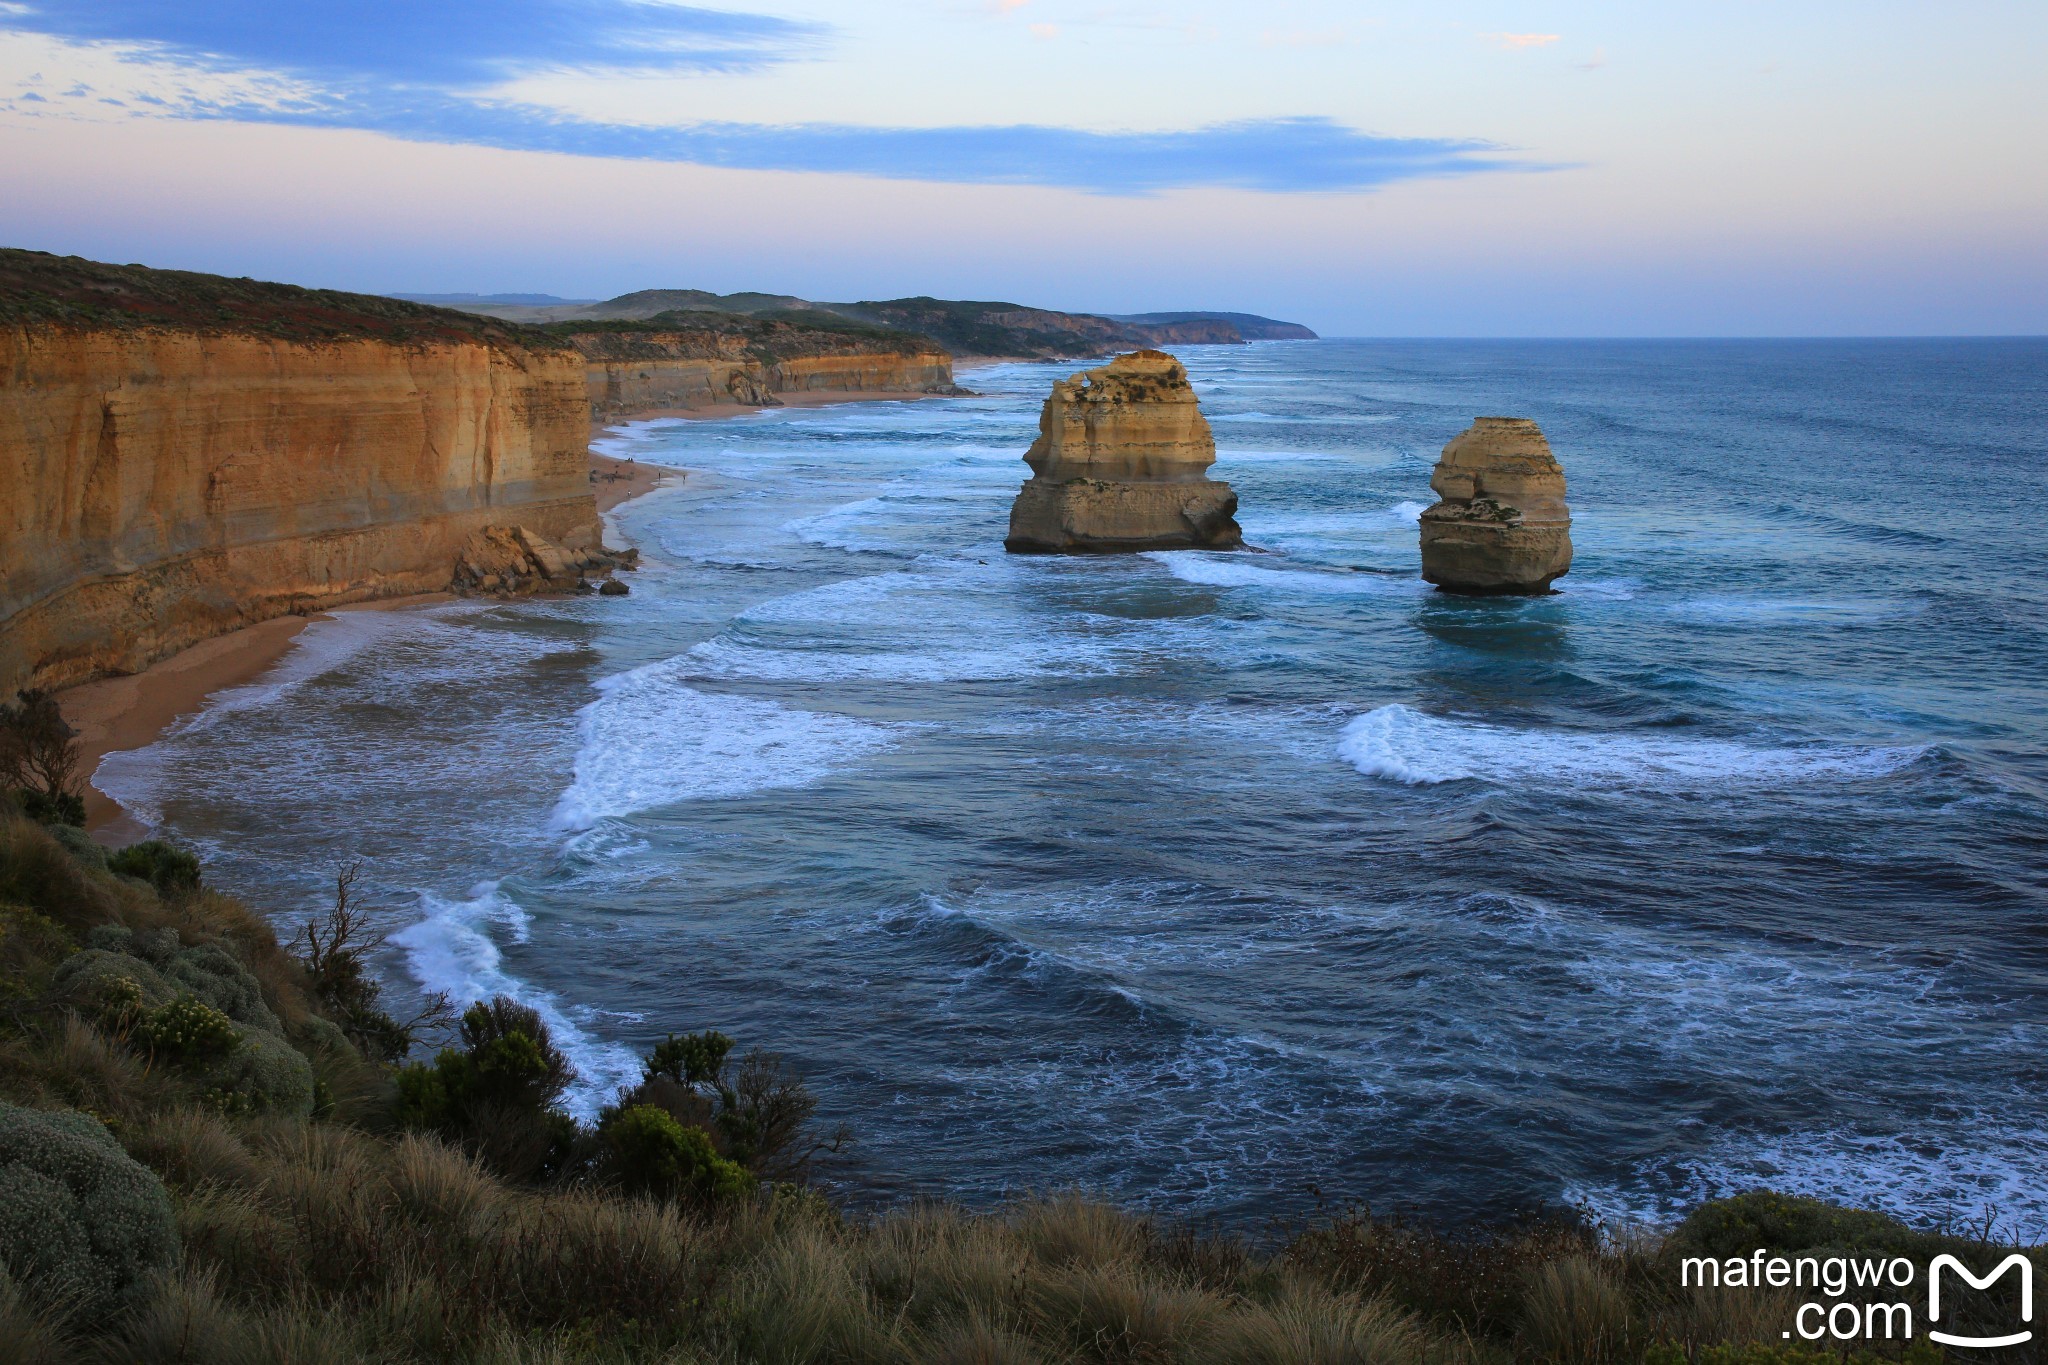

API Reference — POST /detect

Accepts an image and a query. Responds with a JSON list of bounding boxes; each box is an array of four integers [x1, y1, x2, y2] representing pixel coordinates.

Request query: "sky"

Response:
[[1, 1, 2043, 335]]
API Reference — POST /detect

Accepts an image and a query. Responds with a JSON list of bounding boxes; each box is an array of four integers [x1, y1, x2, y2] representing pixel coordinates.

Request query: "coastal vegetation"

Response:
[[0, 701, 2033, 1363]]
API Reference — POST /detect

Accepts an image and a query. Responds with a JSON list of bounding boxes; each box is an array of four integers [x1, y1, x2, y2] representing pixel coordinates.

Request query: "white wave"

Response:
[[1391, 500, 1426, 524], [392, 881, 639, 1120], [1567, 1122, 2048, 1235], [1148, 552, 1421, 597], [1666, 596, 1921, 624], [685, 635, 1115, 683], [1337, 704, 1930, 789], [550, 658, 894, 829]]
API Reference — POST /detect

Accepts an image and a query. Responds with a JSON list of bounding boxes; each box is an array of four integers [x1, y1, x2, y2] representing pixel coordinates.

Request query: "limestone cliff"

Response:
[[565, 317, 954, 420], [1418, 417, 1573, 594], [1005, 350, 1242, 554], [0, 250, 601, 693]]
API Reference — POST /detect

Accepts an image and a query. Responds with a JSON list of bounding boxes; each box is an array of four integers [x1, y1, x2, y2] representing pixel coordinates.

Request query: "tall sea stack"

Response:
[[1418, 417, 1572, 594], [1004, 350, 1242, 554]]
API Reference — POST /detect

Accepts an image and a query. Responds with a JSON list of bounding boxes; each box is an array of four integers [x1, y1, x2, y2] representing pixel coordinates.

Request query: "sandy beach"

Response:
[[61, 392, 934, 840], [60, 596, 453, 840], [63, 445, 691, 839]]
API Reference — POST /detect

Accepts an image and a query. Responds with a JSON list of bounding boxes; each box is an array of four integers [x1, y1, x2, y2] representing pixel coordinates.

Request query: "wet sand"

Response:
[[61, 596, 451, 840]]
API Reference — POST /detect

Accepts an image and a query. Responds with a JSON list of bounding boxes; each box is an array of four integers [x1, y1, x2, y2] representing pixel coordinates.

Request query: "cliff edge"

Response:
[[0, 249, 602, 693]]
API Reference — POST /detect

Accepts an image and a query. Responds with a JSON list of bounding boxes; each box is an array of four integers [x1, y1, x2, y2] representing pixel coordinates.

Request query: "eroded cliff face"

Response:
[[571, 329, 954, 420], [1, 326, 598, 692], [1005, 350, 1242, 553]]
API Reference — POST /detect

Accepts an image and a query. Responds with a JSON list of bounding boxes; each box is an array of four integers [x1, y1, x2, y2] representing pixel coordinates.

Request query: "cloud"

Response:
[[1481, 32, 1561, 49], [0, 0, 820, 85], [1028, 22, 1059, 39], [0, 6, 1548, 195]]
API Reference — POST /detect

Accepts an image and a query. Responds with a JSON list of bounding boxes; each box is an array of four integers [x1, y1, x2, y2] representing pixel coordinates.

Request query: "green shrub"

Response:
[[600, 1104, 752, 1204], [131, 995, 240, 1062], [624, 1028, 833, 1181], [0, 1101, 179, 1321], [395, 997, 579, 1181], [43, 824, 103, 870], [106, 840, 201, 899], [0, 903, 72, 1005], [1667, 1192, 1926, 1258]]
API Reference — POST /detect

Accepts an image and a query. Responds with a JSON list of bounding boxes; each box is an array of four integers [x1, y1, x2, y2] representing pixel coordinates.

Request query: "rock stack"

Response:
[[1418, 417, 1572, 594], [1004, 350, 1242, 554]]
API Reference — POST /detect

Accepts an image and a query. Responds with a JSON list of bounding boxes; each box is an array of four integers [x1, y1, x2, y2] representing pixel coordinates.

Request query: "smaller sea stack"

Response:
[[1004, 350, 1242, 554], [1418, 417, 1573, 594]]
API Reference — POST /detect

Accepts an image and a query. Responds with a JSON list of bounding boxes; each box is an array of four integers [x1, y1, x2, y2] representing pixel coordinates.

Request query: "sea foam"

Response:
[[550, 658, 894, 830], [1338, 704, 1930, 789]]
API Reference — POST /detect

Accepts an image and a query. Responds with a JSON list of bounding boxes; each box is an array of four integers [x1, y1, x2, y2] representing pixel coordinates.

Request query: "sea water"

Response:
[[97, 339, 2048, 1232]]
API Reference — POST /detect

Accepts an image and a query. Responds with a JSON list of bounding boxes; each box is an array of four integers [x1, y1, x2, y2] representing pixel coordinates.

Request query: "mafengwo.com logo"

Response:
[[1681, 1248, 2033, 1347]]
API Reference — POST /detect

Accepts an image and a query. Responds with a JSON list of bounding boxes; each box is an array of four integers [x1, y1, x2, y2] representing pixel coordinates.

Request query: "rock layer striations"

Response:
[[0, 250, 603, 692], [1004, 350, 1241, 554], [1418, 417, 1572, 594]]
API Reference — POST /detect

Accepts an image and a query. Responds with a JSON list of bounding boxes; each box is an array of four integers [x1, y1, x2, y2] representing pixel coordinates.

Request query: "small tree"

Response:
[[0, 691, 83, 826], [623, 1029, 842, 1182], [395, 995, 580, 1182], [293, 863, 451, 1062]]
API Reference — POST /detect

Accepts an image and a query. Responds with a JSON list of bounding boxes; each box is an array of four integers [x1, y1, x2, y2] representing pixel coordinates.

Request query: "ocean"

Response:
[[97, 339, 2048, 1233]]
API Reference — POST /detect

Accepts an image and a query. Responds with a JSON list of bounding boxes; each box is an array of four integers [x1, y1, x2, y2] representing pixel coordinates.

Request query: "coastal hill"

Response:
[[399, 287, 1318, 359]]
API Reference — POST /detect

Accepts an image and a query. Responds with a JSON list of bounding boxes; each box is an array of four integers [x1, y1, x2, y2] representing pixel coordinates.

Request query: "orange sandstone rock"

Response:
[[1418, 417, 1573, 594], [1004, 350, 1241, 554], [0, 326, 599, 692]]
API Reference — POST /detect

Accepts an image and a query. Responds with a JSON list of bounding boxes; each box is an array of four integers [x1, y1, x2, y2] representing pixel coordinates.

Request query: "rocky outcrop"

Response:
[[1418, 417, 1572, 594], [0, 250, 603, 693], [452, 526, 636, 597], [1005, 350, 1242, 554]]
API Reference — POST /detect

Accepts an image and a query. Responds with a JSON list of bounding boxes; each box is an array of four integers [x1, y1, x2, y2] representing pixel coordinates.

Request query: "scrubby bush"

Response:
[[293, 864, 449, 1062], [106, 839, 201, 899], [396, 996, 579, 1181], [621, 1027, 838, 1182], [600, 1103, 751, 1204], [1666, 1191, 1926, 1258], [131, 994, 240, 1062], [0, 692, 82, 829], [0, 1100, 179, 1321]]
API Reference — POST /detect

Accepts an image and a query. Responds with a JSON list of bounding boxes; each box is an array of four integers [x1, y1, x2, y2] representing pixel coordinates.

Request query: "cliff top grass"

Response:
[[0, 798, 2037, 1362], [0, 248, 573, 351]]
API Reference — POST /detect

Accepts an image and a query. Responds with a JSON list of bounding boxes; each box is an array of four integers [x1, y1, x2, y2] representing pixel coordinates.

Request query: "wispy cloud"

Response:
[[0, 4, 1549, 195], [0, 0, 821, 85], [1481, 32, 1561, 49], [1028, 22, 1059, 40]]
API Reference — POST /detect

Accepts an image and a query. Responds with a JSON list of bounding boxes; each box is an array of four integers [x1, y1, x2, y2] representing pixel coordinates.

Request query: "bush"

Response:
[[395, 996, 579, 1181], [624, 1028, 836, 1181], [1667, 1192, 1926, 1258], [0, 692, 82, 827], [131, 994, 240, 1062], [106, 840, 201, 899], [0, 1101, 179, 1321], [293, 864, 449, 1062], [600, 1104, 751, 1204]]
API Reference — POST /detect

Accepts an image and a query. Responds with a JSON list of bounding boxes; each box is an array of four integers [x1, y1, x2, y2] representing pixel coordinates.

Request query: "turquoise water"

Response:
[[101, 339, 2048, 1231]]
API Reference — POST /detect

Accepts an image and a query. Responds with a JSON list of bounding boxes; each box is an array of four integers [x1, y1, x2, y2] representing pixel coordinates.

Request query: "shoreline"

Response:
[[61, 594, 453, 841], [60, 390, 927, 841]]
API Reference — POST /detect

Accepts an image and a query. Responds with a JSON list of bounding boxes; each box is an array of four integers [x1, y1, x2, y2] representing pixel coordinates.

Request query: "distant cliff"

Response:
[[426, 289, 1317, 361], [558, 312, 954, 420], [0, 250, 599, 694]]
